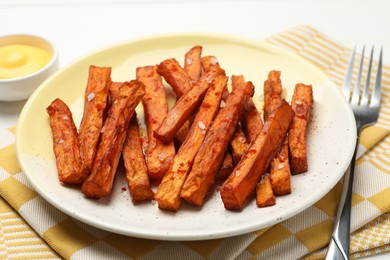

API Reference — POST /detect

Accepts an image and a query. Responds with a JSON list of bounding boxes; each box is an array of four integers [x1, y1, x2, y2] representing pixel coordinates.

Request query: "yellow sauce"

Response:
[[0, 44, 51, 79]]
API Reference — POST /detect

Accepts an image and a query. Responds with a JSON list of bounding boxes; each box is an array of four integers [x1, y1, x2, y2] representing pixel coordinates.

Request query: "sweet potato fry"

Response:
[[214, 152, 234, 181], [214, 73, 238, 174], [157, 58, 192, 98], [242, 100, 263, 143], [230, 76, 260, 171], [184, 45, 203, 83], [232, 75, 263, 142], [136, 66, 175, 180], [78, 66, 111, 175], [220, 100, 294, 210], [288, 83, 313, 174], [155, 75, 228, 212], [230, 125, 248, 165], [263, 71, 292, 195], [81, 81, 145, 198], [204, 61, 234, 176], [174, 115, 194, 144], [173, 46, 203, 143], [231, 75, 245, 90], [263, 70, 283, 121], [123, 113, 154, 203], [256, 174, 276, 207], [108, 81, 122, 104], [270, 137, 291, 195], [180, 81, 254, 207], [154, 70, 217, 144], [47, 99, 86, 184]]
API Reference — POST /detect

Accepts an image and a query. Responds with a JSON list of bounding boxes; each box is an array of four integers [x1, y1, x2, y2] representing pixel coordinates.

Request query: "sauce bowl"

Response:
[[0, 34, 59, 102]]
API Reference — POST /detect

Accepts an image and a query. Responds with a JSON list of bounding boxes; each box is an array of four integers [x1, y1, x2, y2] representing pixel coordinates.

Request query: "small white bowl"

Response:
[[0, 34, 59, 102]]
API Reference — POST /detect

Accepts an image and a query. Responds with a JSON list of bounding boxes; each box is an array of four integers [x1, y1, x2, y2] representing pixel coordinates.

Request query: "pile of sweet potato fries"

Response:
[[47, 45, 313, 212]]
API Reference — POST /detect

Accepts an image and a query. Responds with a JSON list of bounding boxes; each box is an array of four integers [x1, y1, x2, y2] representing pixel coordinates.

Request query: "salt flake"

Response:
[[277, 163, 284, 169], [158, 153, 165, 162], [87, 92, 95, 102], [198, 121, 206, 130], [210, 57, 218, 65], [238, 136, 246, 143], [206, 75, 213, 84]]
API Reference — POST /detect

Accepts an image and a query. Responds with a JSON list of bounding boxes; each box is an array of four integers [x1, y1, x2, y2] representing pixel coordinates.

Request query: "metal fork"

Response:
[[326, 46, 383, 260]]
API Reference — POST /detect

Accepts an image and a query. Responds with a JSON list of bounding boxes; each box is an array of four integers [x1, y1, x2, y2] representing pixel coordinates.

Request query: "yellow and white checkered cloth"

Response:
[[1, 25, 389, 259]]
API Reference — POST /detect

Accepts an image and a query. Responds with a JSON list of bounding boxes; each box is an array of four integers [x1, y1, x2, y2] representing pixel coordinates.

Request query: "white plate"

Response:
[[16, 33, 356, 241]]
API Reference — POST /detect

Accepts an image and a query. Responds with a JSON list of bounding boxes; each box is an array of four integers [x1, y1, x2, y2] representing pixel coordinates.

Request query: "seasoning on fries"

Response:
[[81, 80, 145, 198]]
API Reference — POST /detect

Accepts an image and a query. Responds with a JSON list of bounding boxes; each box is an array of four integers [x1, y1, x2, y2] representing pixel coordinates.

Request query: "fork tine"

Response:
[[361, 46, 374, 107], [342, 46, 356, 101], [351, 45, 365, 106], [371, 46, 383, 110]]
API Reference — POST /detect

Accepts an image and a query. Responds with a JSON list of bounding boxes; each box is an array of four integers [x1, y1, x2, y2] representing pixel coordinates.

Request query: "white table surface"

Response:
[[0, 0, 389, 258]]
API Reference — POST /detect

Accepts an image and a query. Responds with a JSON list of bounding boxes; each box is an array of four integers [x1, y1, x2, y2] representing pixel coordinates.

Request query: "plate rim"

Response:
[[15, 32, 357, 241]]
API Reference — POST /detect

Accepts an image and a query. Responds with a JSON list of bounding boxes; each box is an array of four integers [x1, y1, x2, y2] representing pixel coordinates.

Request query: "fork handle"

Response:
[[326, 135, 359, 260]]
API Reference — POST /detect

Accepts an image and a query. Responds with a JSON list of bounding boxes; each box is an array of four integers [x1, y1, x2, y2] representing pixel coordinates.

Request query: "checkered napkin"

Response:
[[1, 25, 389, 259]]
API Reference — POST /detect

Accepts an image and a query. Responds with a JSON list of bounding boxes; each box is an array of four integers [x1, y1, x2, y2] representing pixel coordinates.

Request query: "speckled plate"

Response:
[[16, 33, 356, 241]]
